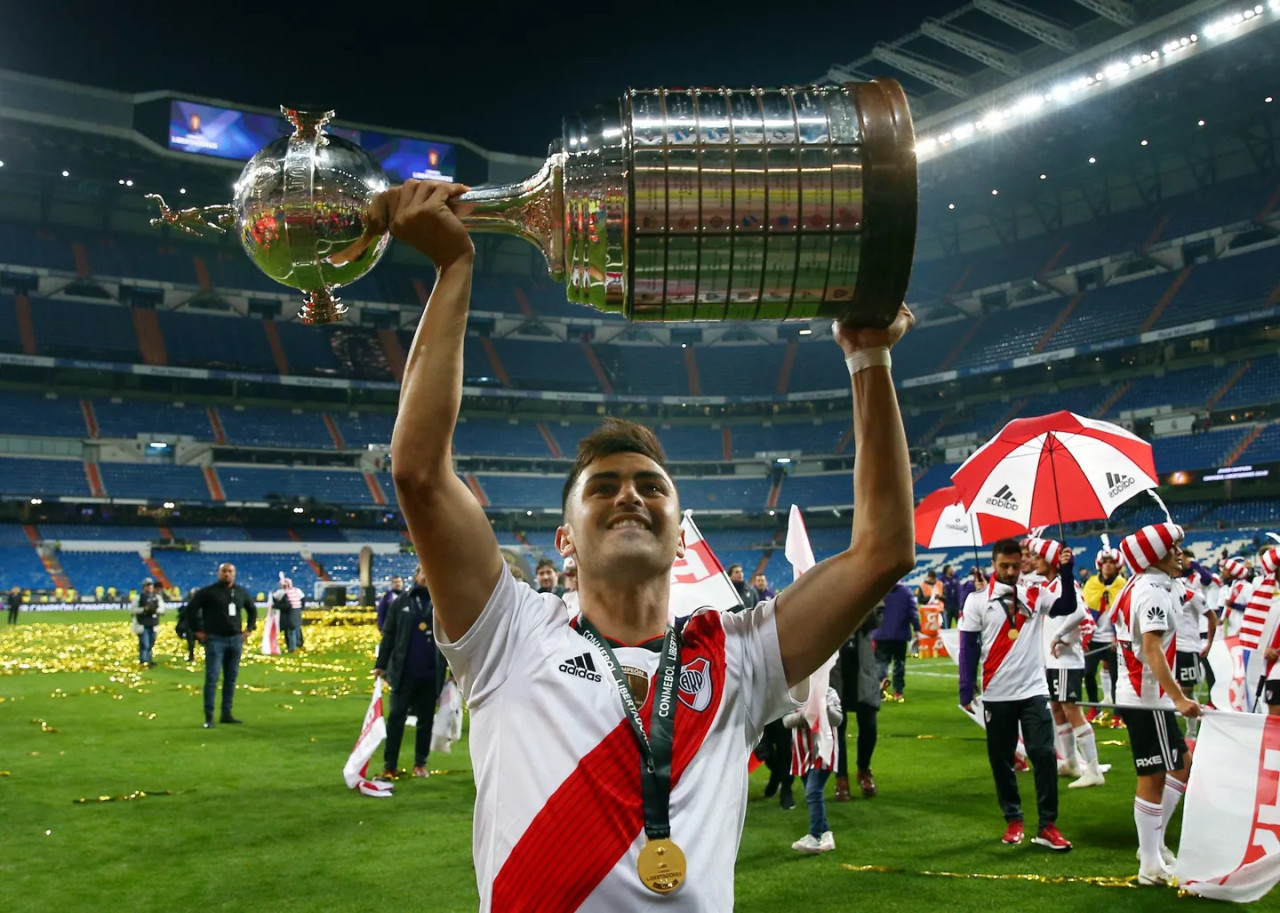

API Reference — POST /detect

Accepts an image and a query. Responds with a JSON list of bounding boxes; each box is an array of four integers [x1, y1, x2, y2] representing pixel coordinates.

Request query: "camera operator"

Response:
[[131, 578, 166, 667]]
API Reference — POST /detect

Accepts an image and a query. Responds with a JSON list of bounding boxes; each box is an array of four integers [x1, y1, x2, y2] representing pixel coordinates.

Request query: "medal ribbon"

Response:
[[577, 616, 679, 841]]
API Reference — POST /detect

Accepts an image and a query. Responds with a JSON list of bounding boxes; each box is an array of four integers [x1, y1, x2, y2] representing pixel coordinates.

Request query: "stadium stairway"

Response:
[[1033, 293, 1083, 354], [363, 473, 388, 506], [775, 341, 797, 395], [26, 526, 71, 589], [1226, 425, 1265, 467], [684, 347, 703, 396], [936, 315, 986, 373], [479, 338, 511, 387], [15, 293, 36, 354], [263, 319, 290, 375], [536, 423, 563, 458], [1206, 360, 1254, 411], [80, 399, 99, 439], [306, 556, 330, 581], [378, 329, 407, 381], [322, 414, 345, 450], [202, 466, 226, 502], [206, 406, 227, 445], [578, 338, 614, 394], [1140, 266, 1193, 333], [1093, 381, 1131, 418], [465, 475, 489, 507], [144, 556, 172, 590], [83, 462, 105, 498], [131, 308, 168, 366]]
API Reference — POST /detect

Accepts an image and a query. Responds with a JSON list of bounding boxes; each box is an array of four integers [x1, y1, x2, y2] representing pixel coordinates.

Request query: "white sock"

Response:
[[1055, 723, 1075, 763], [1074, 724, 1099, 773], [1101, 667, 1113, 701], [1162, 777, 1187, 836], [1135, 797, 1164, 871]]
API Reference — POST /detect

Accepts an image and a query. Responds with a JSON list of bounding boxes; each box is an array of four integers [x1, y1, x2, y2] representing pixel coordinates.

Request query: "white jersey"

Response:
[[1114, 570, 1179, 710], [437, 570, 797, 913], [1040, 575, 1086, 670], [1176, 581, 1211, 653], [959, 577, 1051, 701]]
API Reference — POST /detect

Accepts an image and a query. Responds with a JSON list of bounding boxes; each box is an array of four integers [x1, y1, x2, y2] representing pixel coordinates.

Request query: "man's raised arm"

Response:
[[775, 307, 917, 686], [380, 181, 506, 643]]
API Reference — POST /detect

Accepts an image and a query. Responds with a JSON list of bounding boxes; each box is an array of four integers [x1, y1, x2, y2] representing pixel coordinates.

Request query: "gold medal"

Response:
[[637, 838, 686, 894], [418, 622, 428, 632], [1007, 627, 1019, 641]]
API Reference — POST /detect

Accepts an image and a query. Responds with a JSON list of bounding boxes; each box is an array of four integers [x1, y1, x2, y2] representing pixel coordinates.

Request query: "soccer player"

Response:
[[376, 180, 916, 909], [959, 538, 1075, 851], [1175, 550, 1218, 709], [1255, 547, 1280, 716], [1082, 542, 1125, 724], [1028, 538, 1103, 789], [1113, 519, 1201, 886]]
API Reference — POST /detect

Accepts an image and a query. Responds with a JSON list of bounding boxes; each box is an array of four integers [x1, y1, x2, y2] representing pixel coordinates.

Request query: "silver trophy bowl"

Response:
[[148, 82, 916, 327]]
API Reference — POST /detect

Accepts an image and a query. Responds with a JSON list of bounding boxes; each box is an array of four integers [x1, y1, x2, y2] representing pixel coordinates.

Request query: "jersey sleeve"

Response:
[[719, 597, 800, 740], [433, 569, 565, 708], [958, 592, 984, 632], [1133, 587, 1172, 634]]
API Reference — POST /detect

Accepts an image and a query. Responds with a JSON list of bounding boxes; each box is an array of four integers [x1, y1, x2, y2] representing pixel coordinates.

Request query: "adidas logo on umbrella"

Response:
[[985, 485, 1018, 510], [1105, 472, 1135, 497]]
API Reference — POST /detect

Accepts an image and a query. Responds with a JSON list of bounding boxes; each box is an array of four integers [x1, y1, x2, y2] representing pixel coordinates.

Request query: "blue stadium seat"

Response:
[[30, 299, 139, 362], [695, 346, 786, 398], [219, 405, 335, 450], [1150, 427, 1251, 472], [93, 398, 213, 440], [778, 474, 852, 509], [0, 393, 88, 439], [454, 418, 553, 458], [57, 550, 151, 594], [98, 464, 209, 502], [218, 466, 375, 506], [0, 457, 89, 498], [158, 311, 277, 372], [0, 545, 54, 590]]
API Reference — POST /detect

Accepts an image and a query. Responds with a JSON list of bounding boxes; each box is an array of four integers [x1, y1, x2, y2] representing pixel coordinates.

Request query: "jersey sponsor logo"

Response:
[[677, 656, 712, 712], [559, 652, 603, 683], [985, 484, 1018, 511], [1105, 471, 1136, 498]]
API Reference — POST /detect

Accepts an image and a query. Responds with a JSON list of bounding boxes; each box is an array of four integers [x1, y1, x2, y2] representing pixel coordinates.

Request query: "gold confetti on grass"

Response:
[[843, 864, 1138, 888], [72, 789, 181, 804]]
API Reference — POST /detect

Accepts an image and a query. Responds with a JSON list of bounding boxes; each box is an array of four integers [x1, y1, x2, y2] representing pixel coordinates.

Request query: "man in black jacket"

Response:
[[374, 566, 446, 778], [188, 563, 257, 728]]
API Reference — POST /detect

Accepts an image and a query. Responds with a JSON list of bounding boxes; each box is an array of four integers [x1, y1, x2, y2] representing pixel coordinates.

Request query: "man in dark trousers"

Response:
[[374, 566, 446, 778], [7, 586, 21, 624], [187, 563, 256, 728], [873, 581, 919, 701], [941, 564, 961, 629], [834, 599, 884, 800]]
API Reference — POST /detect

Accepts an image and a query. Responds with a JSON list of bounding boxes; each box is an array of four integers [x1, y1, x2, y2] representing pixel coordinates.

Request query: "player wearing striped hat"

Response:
[[1026, 537, 1104, 789], [959, 537, 1075, 852], [1112, 508, 1199, 887]]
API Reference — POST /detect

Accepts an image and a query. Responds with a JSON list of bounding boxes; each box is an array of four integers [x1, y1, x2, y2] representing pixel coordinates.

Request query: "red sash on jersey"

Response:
[[490, 612, 727, 912], [981, 577, 1027, 690], [1114, 576, 1176, 699]]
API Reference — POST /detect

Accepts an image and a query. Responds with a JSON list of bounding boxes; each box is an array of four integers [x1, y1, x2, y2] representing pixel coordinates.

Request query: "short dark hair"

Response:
[[728, 563, 743, 574], [535, 557, 556, 572], [562, 418, 670, 510], [992, 538, 1023, 562]]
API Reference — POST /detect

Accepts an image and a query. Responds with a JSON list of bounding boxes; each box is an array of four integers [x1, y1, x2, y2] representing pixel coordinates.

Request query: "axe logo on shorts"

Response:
[[678, 656, 713, 712]]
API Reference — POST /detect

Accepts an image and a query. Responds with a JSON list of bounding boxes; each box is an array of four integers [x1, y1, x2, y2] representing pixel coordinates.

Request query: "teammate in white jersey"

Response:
[[375, 180, 917, 912], [1113, 519, 1201, 887], [1174, 549, 1218, 704], [1028, 538, 1103, 788], [959, 538, 1074, 851]]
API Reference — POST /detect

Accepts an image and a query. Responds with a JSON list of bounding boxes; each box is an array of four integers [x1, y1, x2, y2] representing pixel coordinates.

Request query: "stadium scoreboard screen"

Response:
[[166, 99, 456, 182]]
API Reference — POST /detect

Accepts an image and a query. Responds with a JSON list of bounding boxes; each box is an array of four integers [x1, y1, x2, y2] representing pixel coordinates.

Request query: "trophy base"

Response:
[[297, 289, 348, 326]]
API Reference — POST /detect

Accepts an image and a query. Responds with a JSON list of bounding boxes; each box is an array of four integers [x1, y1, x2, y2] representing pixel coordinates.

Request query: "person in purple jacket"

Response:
[[941, 564, 961, 629], [375, 575, 406, 632], [873, 582, 919, 701]]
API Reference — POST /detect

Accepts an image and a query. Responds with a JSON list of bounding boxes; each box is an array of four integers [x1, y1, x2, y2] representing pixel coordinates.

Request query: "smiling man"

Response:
[[379, 179, 915, 912]]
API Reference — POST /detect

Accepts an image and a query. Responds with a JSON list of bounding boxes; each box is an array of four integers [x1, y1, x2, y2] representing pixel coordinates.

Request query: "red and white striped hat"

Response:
[[1095, 547, 1122, 568], [1027, 537, 1063, 566], [1120, 522, 1184, 572], [1262, 546, 1279, 576], [1221, 557, 1251, 580]]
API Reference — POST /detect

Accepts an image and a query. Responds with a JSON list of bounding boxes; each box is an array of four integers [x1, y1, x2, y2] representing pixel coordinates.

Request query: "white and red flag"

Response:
[[343, 677, 393, 797], [668, 511, 743, 621], [785, 505, 839, 773], [259, 608, 281, 656], [1177, 712, 1280, 901]]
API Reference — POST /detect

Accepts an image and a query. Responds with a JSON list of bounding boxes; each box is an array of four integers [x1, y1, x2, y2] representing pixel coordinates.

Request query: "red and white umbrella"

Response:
[[914, 486, 1027, 549], [950, 411, 1157, 533]]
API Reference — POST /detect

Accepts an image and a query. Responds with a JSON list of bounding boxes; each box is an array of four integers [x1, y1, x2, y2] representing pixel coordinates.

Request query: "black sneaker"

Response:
[[780, 785, 796, 810], [203, 718, 215, 729], [220, 715, 243, 724]]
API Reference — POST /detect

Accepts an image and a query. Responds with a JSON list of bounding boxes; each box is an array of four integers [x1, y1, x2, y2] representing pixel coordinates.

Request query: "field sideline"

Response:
[[0, 613, 1246, 912]]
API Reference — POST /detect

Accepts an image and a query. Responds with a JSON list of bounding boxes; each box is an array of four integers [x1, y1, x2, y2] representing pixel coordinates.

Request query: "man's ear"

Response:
[[675, 524, 686, 560], [556, 525, 575, 558]]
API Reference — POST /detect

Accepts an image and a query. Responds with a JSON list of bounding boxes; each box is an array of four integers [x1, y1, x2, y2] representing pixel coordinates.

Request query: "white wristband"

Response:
[[845, 346, 891, 376]]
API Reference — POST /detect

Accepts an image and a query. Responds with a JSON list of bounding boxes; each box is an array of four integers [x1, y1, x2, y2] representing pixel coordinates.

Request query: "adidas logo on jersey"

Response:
[[1106, 472, 1136, 498], [985, 485, 1018, 511], [559, 652, 603, 682]]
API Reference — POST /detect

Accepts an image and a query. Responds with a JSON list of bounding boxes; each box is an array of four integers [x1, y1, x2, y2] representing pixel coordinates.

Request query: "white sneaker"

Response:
[[1057, 759, 1080, 778], [818, 831, 836, 852], [1137, 864, 1174, 886], [1135, 845, 1176, 867], [791, 834, 824, 854], [1068, 769, 1106, 788]]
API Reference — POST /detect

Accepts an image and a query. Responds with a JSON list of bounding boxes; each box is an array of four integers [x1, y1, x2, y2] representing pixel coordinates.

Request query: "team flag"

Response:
[[343, 677, 393, 797], [1177, 712, 1280, 902], [669, 511, 743, 621], [259, 608, 281, 656]]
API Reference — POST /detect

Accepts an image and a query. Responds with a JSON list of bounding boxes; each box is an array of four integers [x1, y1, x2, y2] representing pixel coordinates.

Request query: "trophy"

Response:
[[148, 82, 917, 327]]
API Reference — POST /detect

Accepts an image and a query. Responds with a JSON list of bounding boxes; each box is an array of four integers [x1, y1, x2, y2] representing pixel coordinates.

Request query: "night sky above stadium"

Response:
[[3, 0, 960, 156]]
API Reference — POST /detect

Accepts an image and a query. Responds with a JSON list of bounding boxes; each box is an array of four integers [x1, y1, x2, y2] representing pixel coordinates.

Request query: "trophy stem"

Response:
[[297, 288, 348, 326], [457, 156, 565, 282]]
